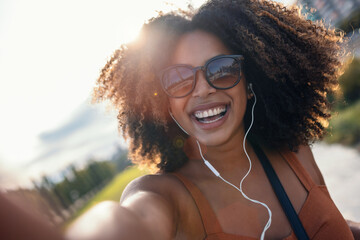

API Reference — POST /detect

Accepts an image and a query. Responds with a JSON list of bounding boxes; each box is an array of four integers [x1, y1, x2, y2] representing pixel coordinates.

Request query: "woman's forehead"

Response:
[[170, 30, 231, 66]]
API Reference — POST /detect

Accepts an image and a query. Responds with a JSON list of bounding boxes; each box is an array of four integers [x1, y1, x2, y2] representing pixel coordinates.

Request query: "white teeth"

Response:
[[200, 115, 224, 124], [194, 106, 226, 119]]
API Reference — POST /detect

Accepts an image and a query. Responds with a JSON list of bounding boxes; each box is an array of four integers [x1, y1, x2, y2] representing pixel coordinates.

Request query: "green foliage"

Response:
[[326, 57, 360, 146], [64, 166, 148, 228], [337, 10, 360, 33], [52, 176, 73, 208], [326, 100, 360, 146], [338, 58, 360, 106], [42, 161, 116, 209], [85, 166, 147, 204]]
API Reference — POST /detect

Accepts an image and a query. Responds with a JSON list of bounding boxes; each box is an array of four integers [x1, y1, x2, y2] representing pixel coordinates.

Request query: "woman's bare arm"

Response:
[[66, 201, 165, 240], [66, 175, 176, 240]]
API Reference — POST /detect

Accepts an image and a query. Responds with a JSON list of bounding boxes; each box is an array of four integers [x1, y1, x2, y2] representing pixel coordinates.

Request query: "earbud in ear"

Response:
[[247, 83, 254, 99]]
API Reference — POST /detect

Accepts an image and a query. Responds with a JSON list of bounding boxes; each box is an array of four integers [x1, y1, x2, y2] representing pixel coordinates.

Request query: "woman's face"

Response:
[[168, 30, 248, 147]]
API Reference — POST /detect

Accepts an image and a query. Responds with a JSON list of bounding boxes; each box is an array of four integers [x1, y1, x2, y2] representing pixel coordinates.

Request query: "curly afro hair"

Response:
[[94, 0, 346, 172]]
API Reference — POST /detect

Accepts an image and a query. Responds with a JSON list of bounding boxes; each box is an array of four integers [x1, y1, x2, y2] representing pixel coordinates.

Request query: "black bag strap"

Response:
[[251, 143, 310, 240]]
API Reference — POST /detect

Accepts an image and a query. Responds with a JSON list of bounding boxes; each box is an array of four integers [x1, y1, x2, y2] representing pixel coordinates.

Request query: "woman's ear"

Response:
[[247, 83, 254, 99]]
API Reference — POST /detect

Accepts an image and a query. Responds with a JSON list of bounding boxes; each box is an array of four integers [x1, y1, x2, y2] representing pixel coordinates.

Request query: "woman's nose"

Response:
[[191, 71, 216, 98]]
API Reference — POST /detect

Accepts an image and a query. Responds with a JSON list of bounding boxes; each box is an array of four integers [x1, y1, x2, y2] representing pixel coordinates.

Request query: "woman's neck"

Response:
[[185, 131, 252, 173]]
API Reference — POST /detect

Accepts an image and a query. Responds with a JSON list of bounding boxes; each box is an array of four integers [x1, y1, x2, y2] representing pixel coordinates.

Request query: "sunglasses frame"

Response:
[[159, 54, 244, 98]]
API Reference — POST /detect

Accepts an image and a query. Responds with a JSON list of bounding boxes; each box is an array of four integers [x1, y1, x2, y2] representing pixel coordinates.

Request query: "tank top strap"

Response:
[[171, 172, 223, 235], [278, 150, 315, 191]]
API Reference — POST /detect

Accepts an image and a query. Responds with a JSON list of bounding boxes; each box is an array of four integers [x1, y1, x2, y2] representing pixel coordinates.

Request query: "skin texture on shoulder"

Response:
[[66, 201, 153, 240], [294, 145, 326, 186], [119, 174, 181, 239]]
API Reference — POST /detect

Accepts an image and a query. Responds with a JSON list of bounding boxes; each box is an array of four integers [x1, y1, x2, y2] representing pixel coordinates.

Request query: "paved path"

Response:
[[312, 143, 360, 222]]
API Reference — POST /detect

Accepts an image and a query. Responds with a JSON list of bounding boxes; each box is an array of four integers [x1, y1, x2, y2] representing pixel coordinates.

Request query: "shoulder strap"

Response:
[[171, 172, 223, 235], [279, 150, 315, 192], [251, 143, 310, 240]]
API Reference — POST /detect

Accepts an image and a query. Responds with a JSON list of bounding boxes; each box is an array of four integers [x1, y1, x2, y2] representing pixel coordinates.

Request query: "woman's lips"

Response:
[[191, 104, 230, 130]]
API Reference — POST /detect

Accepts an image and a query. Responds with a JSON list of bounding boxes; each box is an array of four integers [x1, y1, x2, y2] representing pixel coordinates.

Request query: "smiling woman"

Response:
[[89, 0, 358, 239]]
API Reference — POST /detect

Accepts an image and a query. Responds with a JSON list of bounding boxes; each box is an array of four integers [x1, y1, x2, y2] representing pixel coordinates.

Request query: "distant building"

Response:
[[296, 0, 360, 27], [297, 0, 360, 56]]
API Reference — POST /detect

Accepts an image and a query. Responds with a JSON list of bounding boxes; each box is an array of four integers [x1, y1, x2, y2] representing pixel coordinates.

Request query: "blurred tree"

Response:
[[327, 100, 360, 146], [35, 177, 66, 222], [338, 11, 360, 33], [53, 176, 73, 209], [16, 154, 128, 226], [339, 58, 360, 105]]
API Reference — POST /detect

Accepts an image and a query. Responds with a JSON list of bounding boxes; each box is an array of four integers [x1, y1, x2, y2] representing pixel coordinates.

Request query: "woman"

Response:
[[93, 0, 356, 239]]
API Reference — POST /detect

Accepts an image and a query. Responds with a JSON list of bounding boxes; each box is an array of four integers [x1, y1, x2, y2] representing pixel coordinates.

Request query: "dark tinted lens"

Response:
[[162, 66, 194, 97], [206, 57, 240, 88]]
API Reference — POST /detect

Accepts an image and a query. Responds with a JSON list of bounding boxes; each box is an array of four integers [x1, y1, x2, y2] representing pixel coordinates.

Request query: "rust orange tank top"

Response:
[[172, 150, 354, 240]]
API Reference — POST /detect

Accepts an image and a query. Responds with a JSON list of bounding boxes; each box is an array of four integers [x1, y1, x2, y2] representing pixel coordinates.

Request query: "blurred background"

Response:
[[0, 0, 359, 229]]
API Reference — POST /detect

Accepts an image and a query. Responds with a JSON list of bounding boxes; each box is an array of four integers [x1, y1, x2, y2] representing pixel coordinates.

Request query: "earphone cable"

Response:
[[196, 84, 272, 240]]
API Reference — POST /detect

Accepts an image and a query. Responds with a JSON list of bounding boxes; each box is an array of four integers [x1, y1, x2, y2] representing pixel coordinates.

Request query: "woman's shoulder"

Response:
[[119, 173, 188, 239], [293, 145, 326, 186], [121, 171, 205, 237], [120, 172, 187, 203]]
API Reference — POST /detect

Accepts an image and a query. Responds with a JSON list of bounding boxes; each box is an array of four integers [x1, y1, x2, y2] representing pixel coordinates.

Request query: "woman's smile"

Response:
[[190, 102, 229, 130], [168, 30, 248, 147]]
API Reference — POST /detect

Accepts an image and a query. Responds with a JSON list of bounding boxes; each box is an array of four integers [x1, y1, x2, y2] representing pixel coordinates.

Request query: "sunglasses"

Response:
[[159, 55, 244, 98]]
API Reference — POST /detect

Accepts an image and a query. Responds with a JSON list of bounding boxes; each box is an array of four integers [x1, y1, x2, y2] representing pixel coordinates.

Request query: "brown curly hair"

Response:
[[94, 0, 346, 172]]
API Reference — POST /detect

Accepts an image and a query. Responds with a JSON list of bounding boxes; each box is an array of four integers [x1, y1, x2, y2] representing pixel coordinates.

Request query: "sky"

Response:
[[0, 0, 201, 186], [0, 0, 294, 188]]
